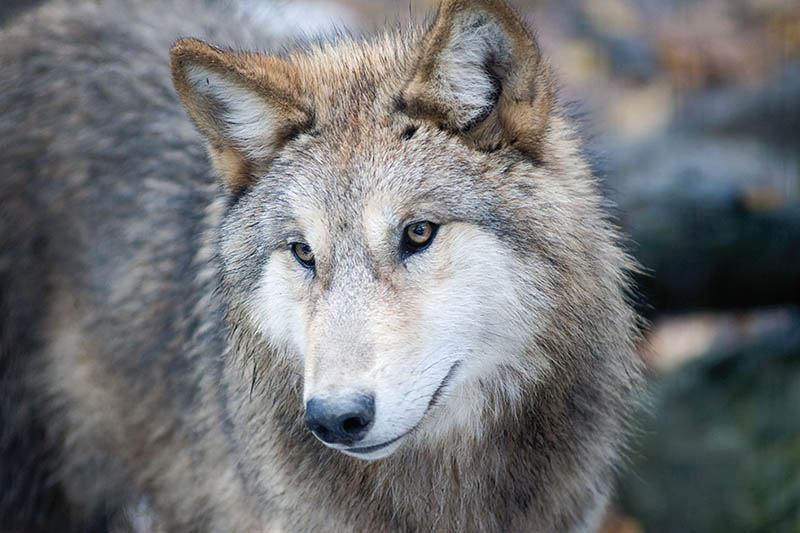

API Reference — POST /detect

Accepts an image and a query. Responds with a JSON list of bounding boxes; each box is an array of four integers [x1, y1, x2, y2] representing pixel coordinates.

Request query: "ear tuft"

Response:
[[402, 0, 554, 157], [170, 38, 313, 194]]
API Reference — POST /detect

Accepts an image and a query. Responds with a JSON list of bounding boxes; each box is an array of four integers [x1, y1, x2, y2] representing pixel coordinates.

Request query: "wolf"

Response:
[[0, 0, 643, 531]]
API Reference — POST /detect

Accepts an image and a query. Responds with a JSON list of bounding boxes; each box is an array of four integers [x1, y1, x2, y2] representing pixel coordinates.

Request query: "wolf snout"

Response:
[[304, 393, 375, 446]]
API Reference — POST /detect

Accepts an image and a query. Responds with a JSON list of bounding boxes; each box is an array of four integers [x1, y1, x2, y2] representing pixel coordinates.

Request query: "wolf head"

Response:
[[171, 0, 631, 461]]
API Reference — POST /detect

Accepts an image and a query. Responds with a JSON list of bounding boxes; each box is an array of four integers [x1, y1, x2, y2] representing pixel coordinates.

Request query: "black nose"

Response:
[[304, 393, 375, 445]]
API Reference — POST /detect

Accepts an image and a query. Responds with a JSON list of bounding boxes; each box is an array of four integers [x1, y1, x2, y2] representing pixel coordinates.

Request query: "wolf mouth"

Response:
[[345, 434, 405, 455], [345, 361, 461, 456]]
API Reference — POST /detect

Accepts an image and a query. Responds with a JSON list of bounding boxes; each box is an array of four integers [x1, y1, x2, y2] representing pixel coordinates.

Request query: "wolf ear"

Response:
[[170, 38, 313, 195], [401, 0, 553, 157]]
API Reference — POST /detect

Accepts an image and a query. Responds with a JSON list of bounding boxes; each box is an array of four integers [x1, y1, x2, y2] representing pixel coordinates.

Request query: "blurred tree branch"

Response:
[[622, 179, 800, 314]]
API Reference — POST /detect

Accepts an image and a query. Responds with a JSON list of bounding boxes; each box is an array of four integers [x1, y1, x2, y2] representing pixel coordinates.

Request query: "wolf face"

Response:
[[237, 128, 559, 460], [171, 0, 605, 461]]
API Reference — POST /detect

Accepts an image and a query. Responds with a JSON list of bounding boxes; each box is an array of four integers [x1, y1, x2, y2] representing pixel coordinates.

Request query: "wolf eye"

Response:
[[291, 243, 315, 269], [401, 221, 438, 256]]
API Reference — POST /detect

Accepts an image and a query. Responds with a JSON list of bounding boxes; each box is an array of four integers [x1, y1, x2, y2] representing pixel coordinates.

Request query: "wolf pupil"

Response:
[[409, 222, 432, 242]]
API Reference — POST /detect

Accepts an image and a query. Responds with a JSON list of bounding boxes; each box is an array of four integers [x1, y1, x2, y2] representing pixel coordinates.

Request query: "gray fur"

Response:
[[0, 0, 643, 531]]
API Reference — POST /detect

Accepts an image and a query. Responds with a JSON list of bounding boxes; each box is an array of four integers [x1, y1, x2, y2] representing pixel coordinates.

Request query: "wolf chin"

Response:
[[0, 0, 643, 531]]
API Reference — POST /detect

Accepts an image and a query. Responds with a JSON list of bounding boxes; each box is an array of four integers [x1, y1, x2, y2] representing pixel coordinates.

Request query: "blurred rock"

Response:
[[572, 0, 660, 83], [605, 81, 673, 139], [583, 56, 800, 315], [674, 62, 800, 151], [645, 308, 799, 370], [602, 34, 660, 83]]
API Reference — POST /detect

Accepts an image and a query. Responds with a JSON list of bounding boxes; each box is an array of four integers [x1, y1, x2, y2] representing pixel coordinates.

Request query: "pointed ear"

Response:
[[401, 0, 554, 157], [170, 38, 313, 194]]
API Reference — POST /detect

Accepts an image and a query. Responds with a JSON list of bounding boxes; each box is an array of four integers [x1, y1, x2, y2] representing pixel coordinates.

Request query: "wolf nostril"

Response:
[[342, 416, 366, 434], [304, 394, 375, 445]]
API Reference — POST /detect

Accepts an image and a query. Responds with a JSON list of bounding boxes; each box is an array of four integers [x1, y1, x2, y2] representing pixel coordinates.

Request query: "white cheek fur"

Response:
[[246, 254, 308, 360], [349, 224, 554, 448], [402, 225, 553, 440]]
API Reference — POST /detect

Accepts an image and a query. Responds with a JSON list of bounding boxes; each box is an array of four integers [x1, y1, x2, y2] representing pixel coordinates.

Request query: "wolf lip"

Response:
[[346, 434, 405, 455]]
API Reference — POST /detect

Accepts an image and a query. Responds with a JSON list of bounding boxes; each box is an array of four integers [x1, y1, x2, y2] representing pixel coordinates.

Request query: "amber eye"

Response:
[[291, 243, 315, 269], [401, 221, 438, 257]]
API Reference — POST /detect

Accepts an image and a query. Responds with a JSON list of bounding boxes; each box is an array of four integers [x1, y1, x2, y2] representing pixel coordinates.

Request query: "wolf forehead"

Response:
[[211, 32, 539, 221], [223, 131, 517, 271], [172, 0, 575, 276], [285, 32, 424, 132], [250, 120, 513, 221]]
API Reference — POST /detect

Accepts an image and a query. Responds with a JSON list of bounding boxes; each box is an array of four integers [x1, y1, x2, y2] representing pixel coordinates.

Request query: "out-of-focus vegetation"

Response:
[[618, 321, 800, 532]]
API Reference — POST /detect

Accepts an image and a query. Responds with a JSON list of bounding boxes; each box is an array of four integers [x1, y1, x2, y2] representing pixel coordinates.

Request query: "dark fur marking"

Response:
[[249, 360, 259, 401], [402, 125, 418, 141], [483, 141, 505, 154], [391, 96, 408, 114], [285, 108, 317, 143], [225, 185, 249, 210]]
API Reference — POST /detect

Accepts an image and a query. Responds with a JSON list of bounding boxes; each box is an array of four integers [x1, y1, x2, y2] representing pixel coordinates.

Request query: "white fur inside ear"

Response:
[[186, 65, 279, 160], [437, 14, 511, 128]]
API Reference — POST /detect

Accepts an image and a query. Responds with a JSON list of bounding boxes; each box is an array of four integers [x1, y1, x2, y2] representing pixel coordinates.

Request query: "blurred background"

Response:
[[3, 0, 798, 531], [331, 1, 800, 531]]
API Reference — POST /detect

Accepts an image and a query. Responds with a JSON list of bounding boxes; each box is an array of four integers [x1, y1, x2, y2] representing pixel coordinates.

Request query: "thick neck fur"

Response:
[[220, 304, 634, 532]]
